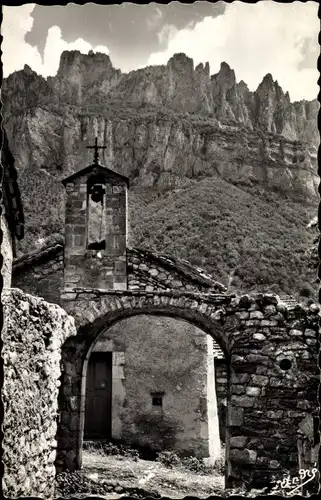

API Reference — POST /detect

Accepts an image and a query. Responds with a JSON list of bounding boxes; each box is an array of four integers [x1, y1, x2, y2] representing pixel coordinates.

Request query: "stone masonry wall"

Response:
[[215, 359, 228, 442], [224, 294, 319, 488], [12, 244, 63, 304], [58, 289, 319, 489], [63, 167, 128, 291], [12, 243, 226, 303], [1, 288, 76, 498], [1, 212, 13, 288]]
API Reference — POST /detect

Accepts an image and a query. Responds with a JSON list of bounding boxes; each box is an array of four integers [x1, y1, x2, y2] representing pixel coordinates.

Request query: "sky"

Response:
[[1, 1, 319, 102]]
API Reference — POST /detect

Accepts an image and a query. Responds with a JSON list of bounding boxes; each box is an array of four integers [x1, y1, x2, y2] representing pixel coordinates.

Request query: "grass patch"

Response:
[[156, 447, 225, 476]]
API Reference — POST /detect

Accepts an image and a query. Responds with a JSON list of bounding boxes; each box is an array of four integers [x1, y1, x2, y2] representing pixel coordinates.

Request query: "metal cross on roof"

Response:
[[86, 137, 107, 165]]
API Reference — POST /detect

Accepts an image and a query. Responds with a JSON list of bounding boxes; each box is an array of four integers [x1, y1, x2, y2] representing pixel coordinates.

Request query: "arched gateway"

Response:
[[55, 144, 319, 490]]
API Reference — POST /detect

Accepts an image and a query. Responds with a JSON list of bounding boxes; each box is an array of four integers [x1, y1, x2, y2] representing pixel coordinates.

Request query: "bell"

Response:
[[91, 184, 104, 203]]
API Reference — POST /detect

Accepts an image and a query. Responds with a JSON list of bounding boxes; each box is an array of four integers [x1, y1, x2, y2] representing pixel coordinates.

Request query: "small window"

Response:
[[279, 358, 292, 371], [151, 392, 164, 406]]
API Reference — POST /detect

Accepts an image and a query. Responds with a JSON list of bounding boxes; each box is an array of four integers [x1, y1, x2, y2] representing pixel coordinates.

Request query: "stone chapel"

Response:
[[59, 140, 222, 460]]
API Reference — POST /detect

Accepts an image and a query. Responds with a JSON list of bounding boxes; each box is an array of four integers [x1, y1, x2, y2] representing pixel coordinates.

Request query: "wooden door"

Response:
[[84, 352, 112, 439]]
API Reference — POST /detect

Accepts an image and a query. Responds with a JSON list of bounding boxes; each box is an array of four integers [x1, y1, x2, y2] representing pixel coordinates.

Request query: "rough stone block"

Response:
[[288, 410, 306, 418], [266, 410, 283, 419], [246, 320, 261, 326], [289, 329, 303, 336], [309, 303, 320, 314], [231, 395, 255, 407], [251, 375, 269, 386], [304, 329, 316, 338], [250, 311, 264, 319], [231, 355, 245, 363], [231, 373, 250, 384], [270, 313, 286, 322], [264, 305, 277, 316], [246, 387, 261, 397], [306, 338, 316, 345], [61, 292, 77, 301], [231, 385, 245, 395], [230, 406, 244, 426], [239, 295, 252, 309], [270, 378, 283, 387], [238, 311, 250, 319], [247, 354, 269, 364], [230, 448, 257, 464], [276, 303, 287, 313], [261, 320, 278, 327], [74, 235, 85, 247], [253, 333, 266, 341], [297, 400, 311, 410], [230, 436, 248, 448]]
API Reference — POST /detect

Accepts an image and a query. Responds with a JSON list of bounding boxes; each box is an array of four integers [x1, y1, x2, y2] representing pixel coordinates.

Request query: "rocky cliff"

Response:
[[3, 51, 318, 141], [1, 51, 319, 297], [2, 52, 318, 189]]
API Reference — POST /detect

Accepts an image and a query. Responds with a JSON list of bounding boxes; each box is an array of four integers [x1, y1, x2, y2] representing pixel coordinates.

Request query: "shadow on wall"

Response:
[[82, 315, 225, 461]]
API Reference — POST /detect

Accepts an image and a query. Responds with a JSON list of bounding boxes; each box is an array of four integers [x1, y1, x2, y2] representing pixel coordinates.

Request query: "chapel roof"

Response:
[[62, 163, 129, 186], [128, 247, 227, 292]]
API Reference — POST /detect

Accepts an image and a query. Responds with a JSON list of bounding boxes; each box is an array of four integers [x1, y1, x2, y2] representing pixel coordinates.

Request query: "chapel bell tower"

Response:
[[62, 138, 129, 292]]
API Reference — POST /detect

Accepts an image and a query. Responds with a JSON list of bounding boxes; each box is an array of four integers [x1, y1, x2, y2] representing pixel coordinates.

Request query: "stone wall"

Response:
[[215, 359, 228, 442], [225, 294, 319, 488], [2, 288, 76, 498], [58, 289, 319, 489], [12, 243, 226, 302], [63, 166, 128, 291], [90, 315, 221, 460], [1, 212, 13, 288], [12, 243, 63, 304]]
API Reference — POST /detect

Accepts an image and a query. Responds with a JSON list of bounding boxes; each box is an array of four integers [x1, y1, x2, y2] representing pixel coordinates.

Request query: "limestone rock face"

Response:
[[52, 50, 122, 105], [2, 288, 77, 498], [3, 50, 318, 137], [2, 64, 51, 116], [1, 214, 13, 288], [1, 50, 319, 207]]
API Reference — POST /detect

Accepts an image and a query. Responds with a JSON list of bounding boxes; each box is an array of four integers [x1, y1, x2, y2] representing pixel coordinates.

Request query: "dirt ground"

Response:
[[65, 449, 225, 499]]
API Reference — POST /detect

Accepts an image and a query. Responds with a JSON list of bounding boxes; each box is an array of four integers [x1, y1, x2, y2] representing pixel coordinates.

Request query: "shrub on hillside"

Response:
[[156, 451, 181, 468]]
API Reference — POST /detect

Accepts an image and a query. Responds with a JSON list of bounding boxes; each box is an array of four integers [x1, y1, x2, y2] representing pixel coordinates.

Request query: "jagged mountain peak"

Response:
[[219, 61, 233, 72], [57, 49, 114, 75], [2, 49, 318, 148], [195, 62, 210, 76], [23, 64, 36, 75], [261, 72, 274, 85]]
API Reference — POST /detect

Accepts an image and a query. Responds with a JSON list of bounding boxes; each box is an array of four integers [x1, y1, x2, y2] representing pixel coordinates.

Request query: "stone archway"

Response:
[[56, 290, 233, 476], [57, 289, 319, 490], [81, 313, 225, 464]]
